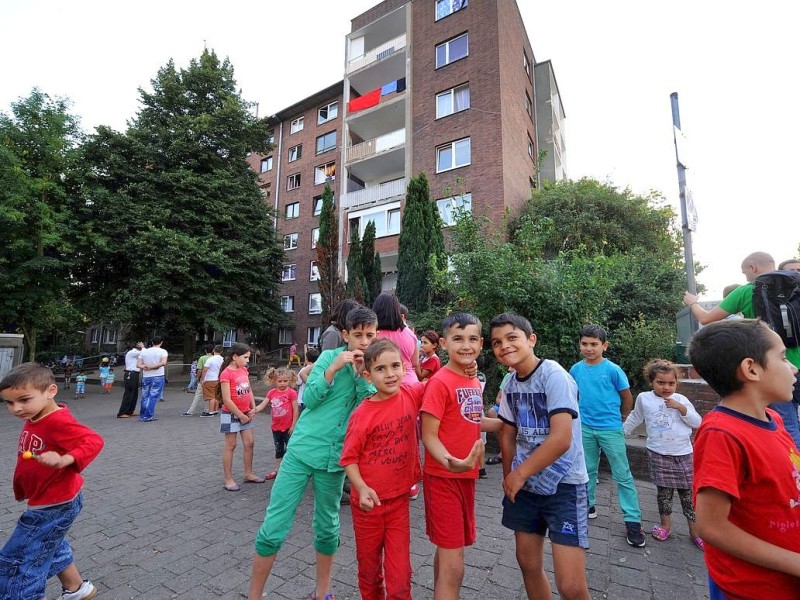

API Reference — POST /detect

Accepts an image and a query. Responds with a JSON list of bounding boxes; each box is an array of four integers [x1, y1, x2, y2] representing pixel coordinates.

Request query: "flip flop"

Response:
[[244, 477, 266, 484], [223, 483, 241, 492]]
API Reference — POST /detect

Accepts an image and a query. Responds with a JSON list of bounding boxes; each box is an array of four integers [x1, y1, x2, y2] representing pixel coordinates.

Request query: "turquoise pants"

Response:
[[254, 451, 346, 556], [582, 425, 641, 523]]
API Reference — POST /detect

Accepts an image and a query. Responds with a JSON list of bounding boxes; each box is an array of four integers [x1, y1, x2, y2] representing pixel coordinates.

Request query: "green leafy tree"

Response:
[[0, 90, 83, 360], [396, 173, 445, 312], [76, 49, 282, 358], [345, 226, 367, 304], [361, 220, 382, 305], [316, 183, 343, 326]]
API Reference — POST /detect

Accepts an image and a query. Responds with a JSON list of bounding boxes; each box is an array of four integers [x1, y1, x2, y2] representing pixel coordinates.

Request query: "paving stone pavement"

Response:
[[0, 382, 710, 599]]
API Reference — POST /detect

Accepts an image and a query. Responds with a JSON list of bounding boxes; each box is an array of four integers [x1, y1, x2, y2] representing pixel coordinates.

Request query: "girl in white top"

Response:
[[623, 359, 704, 550]]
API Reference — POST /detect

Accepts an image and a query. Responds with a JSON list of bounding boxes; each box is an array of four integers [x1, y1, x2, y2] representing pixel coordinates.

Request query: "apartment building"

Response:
[[248, 0, 566, 349]]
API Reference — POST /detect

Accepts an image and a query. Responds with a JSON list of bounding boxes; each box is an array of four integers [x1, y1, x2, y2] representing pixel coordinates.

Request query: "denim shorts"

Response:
[[0, 492, 83, 599], [502, 483, 589, 548]]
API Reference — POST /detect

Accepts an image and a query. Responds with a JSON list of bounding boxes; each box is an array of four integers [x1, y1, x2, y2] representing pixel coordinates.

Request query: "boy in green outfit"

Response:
[[248, 307, 378, 600]]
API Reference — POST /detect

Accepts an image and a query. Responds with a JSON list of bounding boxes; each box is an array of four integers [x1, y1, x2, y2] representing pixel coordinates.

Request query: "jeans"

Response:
[[0, 493, 83, 600], [140, 375, 164, 421], [582, 425, 642, 523]]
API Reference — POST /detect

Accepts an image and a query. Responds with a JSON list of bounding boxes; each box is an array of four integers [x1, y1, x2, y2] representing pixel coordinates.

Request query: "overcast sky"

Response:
[[2, 0, 798, 299]]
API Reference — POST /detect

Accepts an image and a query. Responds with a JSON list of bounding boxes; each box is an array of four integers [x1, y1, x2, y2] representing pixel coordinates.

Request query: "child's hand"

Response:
[[444, 438, 485, 473], [464, 361, 478, 378], [663, 396, 687, 414], [503, 469, 526, 502], [332, 351, 357, 371], [357, 486, 381, 512], [36, 451, 74, 469], [246, 409, 256, 419], [351, 349, 365, 373]]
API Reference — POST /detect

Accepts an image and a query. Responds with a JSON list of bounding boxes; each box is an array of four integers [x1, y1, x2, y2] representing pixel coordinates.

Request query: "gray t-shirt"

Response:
[[498, 359, 589, 494]]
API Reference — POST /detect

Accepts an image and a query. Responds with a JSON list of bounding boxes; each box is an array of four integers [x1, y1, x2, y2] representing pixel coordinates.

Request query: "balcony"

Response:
[[347, 33, 407, 74], [342, 178, 407, 211], [346, 128, 405, 163]]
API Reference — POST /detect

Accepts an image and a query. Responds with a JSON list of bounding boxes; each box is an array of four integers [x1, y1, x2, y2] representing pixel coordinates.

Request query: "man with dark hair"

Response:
[[117, 341, 144, 418], [137, 337, 168, 423]]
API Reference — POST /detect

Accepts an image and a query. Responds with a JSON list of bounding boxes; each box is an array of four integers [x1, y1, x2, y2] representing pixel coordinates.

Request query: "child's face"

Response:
[[651, 371, 677, 398], [441, 324, 483, 369], [233, 352, 251, 368], [490, 325, 536, 370], [420, 336, 436, 356], [364, 350, 404, 399], [275, 375, 290, 390], [760, 330, 799, 401], [2, 384, 59, 421], [343, 323, 378, 352], [579, 336, 608, 364]]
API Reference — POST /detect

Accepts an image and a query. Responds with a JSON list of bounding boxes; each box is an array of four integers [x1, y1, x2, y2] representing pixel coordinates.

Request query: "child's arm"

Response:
[[289, 396, 299, 433], [421, 412, 484, 472], [254, 394, 269, 413], [303, 350, 362, 410], [298, 364, 312, 383], [503, 412, 573, 502], [37, 420, 104, 470], [344, 464, 381, 512], [220, 381, 250, 423], [619, 388, 634, 420], [622, 393, 645, 436], [480, 415, 502, 432], [696, 487, 800, 577], [665, 395, 702, 429], [499, 422, 516, 476]]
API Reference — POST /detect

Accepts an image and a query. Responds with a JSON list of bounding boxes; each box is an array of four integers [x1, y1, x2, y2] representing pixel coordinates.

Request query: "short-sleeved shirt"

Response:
[[421, 368, 483, 479], [139, 347, 168, 378], [498, 359, 589, 494], [420, 354, 442, 380], [267, 387, 297, 431], [569, 359, 630, 430], [693, 406, 800, 598], [218, 366, 253, 413], [204, 355, 224, 381]]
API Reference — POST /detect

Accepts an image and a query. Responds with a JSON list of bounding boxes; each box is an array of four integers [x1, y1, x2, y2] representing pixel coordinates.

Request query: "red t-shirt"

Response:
[[14, 405, 104, 506], [267, 387, 298, 431], [340, 383, 425, 500], [421, 368, 483, 479], [219, 366, 254, 413], [693, 406, 800, 599], [419, 354, 441, 380]]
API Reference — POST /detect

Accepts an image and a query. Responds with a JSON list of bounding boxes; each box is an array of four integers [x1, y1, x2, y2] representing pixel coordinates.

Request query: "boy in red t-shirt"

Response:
[[256, 367, 299, 480], [0, 362, 104, 600], [340, 338, 426, 600], [421, 312, 502, 600], [688, 319, 800, 599]]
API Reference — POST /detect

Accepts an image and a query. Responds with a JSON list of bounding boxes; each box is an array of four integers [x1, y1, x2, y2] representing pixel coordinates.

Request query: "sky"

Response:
[[2, 0, 798, 299]]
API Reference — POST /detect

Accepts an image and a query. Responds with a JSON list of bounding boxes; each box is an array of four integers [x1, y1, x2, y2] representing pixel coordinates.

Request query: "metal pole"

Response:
[[671, 93, 698, 333]]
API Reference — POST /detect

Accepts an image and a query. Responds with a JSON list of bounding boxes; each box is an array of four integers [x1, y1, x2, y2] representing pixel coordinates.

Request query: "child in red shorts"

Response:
[[420, 312, 501, 599]]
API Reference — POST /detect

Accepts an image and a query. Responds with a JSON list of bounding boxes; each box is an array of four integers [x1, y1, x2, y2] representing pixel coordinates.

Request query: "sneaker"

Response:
[[59, 579, 97, 600], [588, 506, 597, 519], [478, 468, 488, 479], [409, 484, 420, 500], [181, 412, 193, 416], [200, 411, 213, 417], [625, 522, 646, 547]]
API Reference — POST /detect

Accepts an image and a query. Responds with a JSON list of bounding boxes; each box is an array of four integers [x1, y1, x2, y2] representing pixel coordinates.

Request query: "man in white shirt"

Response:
[[117, 341, 144, 418], [200, 345, 224, 417], [137, 337, 168, 422]]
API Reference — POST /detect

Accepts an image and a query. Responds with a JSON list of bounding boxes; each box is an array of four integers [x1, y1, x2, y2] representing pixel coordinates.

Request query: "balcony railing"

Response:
[[346, 128, 405, 163], [342, 178, 407, 211], [347, 33, 407, 73]]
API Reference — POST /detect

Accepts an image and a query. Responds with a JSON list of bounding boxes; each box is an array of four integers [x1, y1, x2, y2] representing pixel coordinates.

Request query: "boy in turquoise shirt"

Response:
[[569, 324, 645, 547], [248, 307, 377, 600]]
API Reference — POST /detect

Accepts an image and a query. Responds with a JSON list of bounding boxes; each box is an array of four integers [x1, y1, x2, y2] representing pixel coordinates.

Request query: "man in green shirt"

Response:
[[182, 343, 213, 416]]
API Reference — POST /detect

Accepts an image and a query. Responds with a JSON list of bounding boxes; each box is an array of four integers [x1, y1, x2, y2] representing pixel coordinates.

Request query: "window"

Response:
[[279, 328, 293, 345], [290, 117, 304, 134], [313, 195, 325, 216], [437, 193, 472, 226], [436, 84, 470, 118], [260, 156, 273, 173], [315, 162, 336, 184], [281, 295, 295, 313], [523, 52, 531, 79], [525, 92, 532, 118], [311, 227, 320, 249], [316, 131, 337, 155], [436, 137, 471, 172], [222, 329, 237, 348], [267, 132, 275, 145], [349, 202, 402, 239], [307, 327, 321, 346], [309, 293, 323, 315], [310, 261, 320, 281], [282, 264, 297, 281], [528, 137, 534, 158], [285, 202, 299, 219], [435, 33, 468, 68], [288, 144, 302, 162], [436, 0, 468, 20], [283, 233, 298, 250], [318, 101, 338, 125], [103, 329, 117, 344], [287, 173, 301, 190], [90, 329, 99, 344]]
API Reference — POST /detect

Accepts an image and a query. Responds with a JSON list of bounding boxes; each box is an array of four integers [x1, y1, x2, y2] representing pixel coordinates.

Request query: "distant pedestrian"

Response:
[[183, 344, 214, 416], [63, 361, 73, 390], [186, 359, 198, 392], [75, 371, 87, 399], [117, 342, 143, 418], [318, 298, 361, 352], [287, 343, 302, 369], [137, 337, 168, 422], [104, 369, 115, 394], [201, 345, 224, 417], [98, 358, 111, 393], [296, 348, 319, 415]]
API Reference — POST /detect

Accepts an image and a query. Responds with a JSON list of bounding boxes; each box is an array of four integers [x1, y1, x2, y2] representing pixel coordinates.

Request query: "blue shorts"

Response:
[[501, 482, 589, 548], [219, 412, 254, 434]]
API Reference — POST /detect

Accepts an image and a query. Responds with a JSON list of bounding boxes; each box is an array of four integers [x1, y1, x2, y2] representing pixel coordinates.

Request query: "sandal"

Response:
[[265, 471, 278, 480], [244, 476, 266, 483], [485, 455, 502, 465], [692, 536, 705, 551], [223, 483, 241, 492], [650, 525, 670, 541]]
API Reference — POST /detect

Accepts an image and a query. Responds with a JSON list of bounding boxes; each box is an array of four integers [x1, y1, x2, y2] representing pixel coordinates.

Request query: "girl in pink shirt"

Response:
[[373, 292, 419, 385]]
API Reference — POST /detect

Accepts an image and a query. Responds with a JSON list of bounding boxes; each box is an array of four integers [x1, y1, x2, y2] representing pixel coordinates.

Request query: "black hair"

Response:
[[213, 344, 224, 353], [421, 330, 441, 346], [399, 303, 409, 318], [345, 307, 378, 331], [372, 292, 404, 331], [333, 299, 361, 331], [579, 324, 607, 343], [204, 343, 215, 353], [363, 339, 402, 371], [489, 312, 534, 337], [305, 347, 320, 362], [0, 362, 55, 393], [151, 335, 164, 345], [687, 319, 773, 397], [642, 359, 679, 383], [442, 312, 482, 335]]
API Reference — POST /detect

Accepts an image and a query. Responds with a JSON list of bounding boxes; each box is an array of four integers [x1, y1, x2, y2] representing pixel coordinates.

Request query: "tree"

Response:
[[345, 226, 367, 304], [396, 173, 445, 312], [76, 49, 282, 358], [316, 183, 343, 326], [361, 220, 382, 305], [0, 90, 83, 360]]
